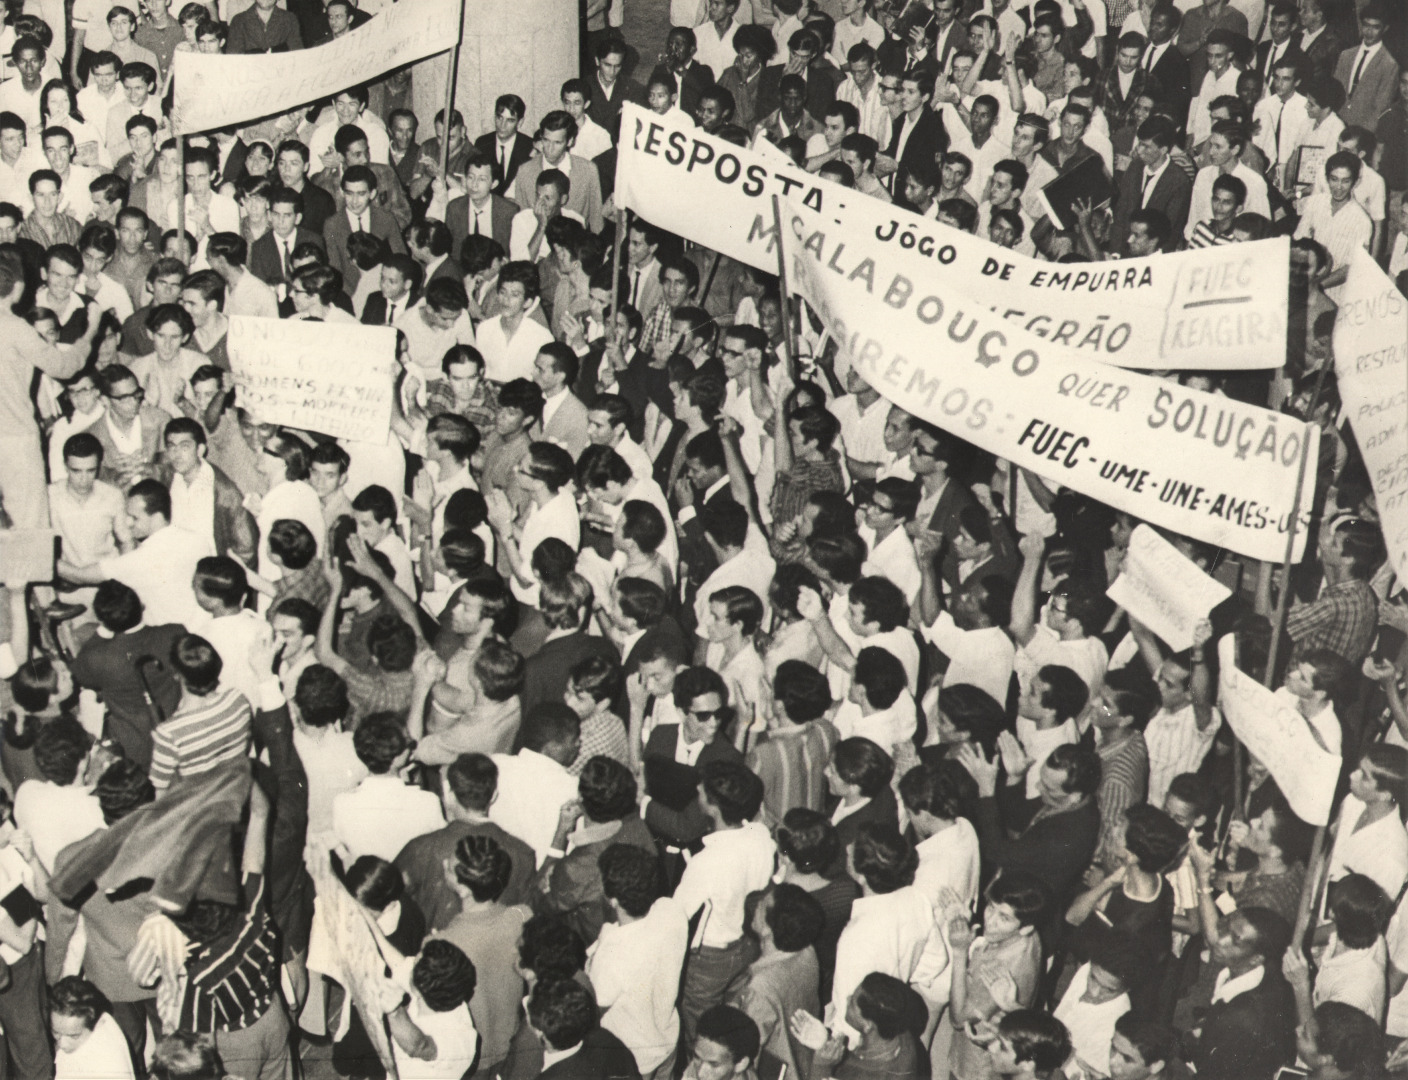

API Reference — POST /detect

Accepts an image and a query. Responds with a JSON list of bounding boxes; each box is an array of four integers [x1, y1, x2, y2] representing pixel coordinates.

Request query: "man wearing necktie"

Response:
[[1333, 2, 1399, 130], [322, 164, 407, 298]]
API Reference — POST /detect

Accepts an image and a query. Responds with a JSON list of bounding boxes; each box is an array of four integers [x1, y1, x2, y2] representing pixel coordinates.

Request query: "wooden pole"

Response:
[[610, 208, 629, 322], [175, 133, 187, 263], [433, 0, 467, 185], [770, 194, 797, 385]]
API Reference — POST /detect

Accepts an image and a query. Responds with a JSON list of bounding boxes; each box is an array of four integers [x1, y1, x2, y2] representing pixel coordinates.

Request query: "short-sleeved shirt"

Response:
[[48, 479, 126, 568], [100, 525, 215, 631]]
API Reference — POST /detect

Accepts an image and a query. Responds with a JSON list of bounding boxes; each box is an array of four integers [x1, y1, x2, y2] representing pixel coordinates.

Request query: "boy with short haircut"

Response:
[[150, 633, 254, 791]]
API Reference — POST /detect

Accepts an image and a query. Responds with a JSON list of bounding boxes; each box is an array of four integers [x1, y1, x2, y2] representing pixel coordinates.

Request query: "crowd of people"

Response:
[[0, 0, 1404, 1078]]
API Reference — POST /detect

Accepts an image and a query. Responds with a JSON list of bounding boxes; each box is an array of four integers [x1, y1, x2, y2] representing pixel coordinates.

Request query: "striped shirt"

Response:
[[747, 719, 840, 826], [1095, 731, 1148, 869], [1188, 221, 1235, 248], [181, 872, 280, 1033], [148, 687, 252, 790], [1145, 703, 1220, 809]]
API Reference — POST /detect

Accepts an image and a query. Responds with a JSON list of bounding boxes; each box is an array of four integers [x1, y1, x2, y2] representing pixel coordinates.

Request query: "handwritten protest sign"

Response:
[[778, 194, 1316, 563], [228, 317, 397, 444], [616, 103, 1289, 370], [1217, 635, 1340, 824], [1107, 525, 1231, 651], [172, 0, 460, 134], [0, 530, 56, 585], [1333, 248, 1408, 583]]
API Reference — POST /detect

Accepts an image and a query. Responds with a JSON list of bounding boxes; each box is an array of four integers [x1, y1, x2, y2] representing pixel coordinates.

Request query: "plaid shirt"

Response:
[[1286, 579, 1379, 665], [426, 377, 500, 432], [637, 300, 675, 356], [343, 668, 416, 723], [271, 565, 331, 615], [568, 712, 631, 775], [18, 212, 82, 249], [770, 454, 846, 533]]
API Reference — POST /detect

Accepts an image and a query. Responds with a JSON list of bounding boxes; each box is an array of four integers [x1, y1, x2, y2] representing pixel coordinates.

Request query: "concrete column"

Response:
[[411, 0, 580, 141]]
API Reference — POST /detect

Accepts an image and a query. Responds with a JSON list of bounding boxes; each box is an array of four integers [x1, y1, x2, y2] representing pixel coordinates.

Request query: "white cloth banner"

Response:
[[228, 316, 397, 443], [779, 195, 1316, 563], [172, 0, 461, 134], [1217, 635, 1340, 825], [1333, 248, 1408, 583], [1107, 525, 1231, 651], [616, 102, 1289, 370]]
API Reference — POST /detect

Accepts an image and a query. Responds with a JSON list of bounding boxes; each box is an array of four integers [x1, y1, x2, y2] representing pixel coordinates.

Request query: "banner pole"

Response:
[[175, 133, 186, 264], [610, 208, 629, 324], [439, 0, 467, 184], [770, 194, 797, 385]]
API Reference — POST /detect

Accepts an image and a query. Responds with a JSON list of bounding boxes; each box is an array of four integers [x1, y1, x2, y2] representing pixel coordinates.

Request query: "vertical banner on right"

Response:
[[1333, 249, 1408, 581]]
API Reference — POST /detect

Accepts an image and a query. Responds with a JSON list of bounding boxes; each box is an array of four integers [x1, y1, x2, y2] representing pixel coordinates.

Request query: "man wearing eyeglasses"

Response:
[[90, 363, 167, 491]]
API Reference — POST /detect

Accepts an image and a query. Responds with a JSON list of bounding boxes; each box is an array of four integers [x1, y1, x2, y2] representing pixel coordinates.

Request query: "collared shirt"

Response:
[[588, 896, 691, 1073], [1346, 41, 1383, 94], [1140, 155, 1171, 207], [100, 523, 214, 630], [1295, 193, 1372, 299], [292, 727, 367, 839], [48, 478, 126, 569], [1145, 703, 1220, 808], [831, 392, 890, 465], [512, 489, 581, 606], [693, 545, 777, 630], [1285, 578, 1379, 664], [1211, 964, 1264, 1005], [839, 75, 890, 145], [922, 614, 1015, 706], [831, 886, 939, 1029], [169, 461, 218, 552], [489, 748, 581, 865], [476, 310, 554, 384], [859, 523, 922, 604], [674, 820, 777, 948], [695, 17, 741, 80], [333, 774, 446, 861]]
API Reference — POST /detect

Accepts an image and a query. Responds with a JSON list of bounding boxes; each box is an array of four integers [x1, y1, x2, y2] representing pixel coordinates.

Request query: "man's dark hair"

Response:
[[701, 760, 765, 825], [352, 712, 412, 774], [851, 823, 918, 893], [1045, 742, 1102, 796], [293, 665, 350, 729], [445, 752, 497, 813], [453, 833, 511, 902], [528, 977, 598, 1051], [696, 1005, 761, 1066], [578, 756, 638, 822], [34, 716, 90, 786], [170, 634, 222, 695], [854, 646, 907, 710], [599, 842, 662, 917], [765, 882, 825, 952], [412, 939, 477, 1013], [848, 576, 909, 632]]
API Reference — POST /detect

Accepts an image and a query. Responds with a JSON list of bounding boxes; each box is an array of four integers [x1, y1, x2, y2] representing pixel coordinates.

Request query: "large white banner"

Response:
[[1217, 635, 1340, 825], [1107, 525, 1231, 651], [172, 0, 461, 134], [228, 317, 397, 443], [616, 102, 1289, 371], [1333, 248, 1408, 583], [780, 195, 1316, 562]]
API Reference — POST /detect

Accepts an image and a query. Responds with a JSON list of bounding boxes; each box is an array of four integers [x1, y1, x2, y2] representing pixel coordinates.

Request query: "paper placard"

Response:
[[616, 102, 1289, 370], [1217, 635, 1340, 825], [1107, 525, 1232, 651], [0, 530, 56, 585], [172, 0, 461, 134], [228, 317, 397, 443], [1333, 248, 1408, 584], [1296, 145, 1329, 189], [778, 194, 1316, 563]]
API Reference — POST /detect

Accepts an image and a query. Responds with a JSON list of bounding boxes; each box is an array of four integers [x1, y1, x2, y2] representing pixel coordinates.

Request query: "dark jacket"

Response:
[[1188, 968, 1297, 1080], [655, 60, 714, 117], [70, 622, 186, 769], [1298, 25, 1343, 81], [1113, 156, 1192, 252], [885, 107, 948, 193], [1146, 43, 1193, 133], [534, 814, 656, 945], [520, 631, 622, 716], [538, 1026, 641, 1080], [360, 289, 419, 326], [974, 784, 1101, 912], [641, 724, 744, 848], [226, 5, 303, 52], [249, 227, 325, 289], [445, 192, 518, 258], [323, 205, 408, 296], [587, 74, 640, 137], [158, 460, 259, 567], [473, 130, 535, 197]]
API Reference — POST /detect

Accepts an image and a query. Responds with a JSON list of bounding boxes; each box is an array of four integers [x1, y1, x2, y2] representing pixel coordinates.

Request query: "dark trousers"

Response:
[[0, 948, 52, 1080], [110, 997, 163, 1079], [678, 936, 758, 1047]]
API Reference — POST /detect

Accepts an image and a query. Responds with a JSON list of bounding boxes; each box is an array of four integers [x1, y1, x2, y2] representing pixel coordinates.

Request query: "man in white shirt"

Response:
[[485, 441, 581, 607], [489, 704, 582, 865], [13, 718, 106, 873], [673, 759, 776, 1041], [693, 501, 776, 630], [831, 646, 917, 755], [76, 52, 125, 159], [308, 88, 390, 166], [1188, 31, 1243, 147], [831, 367, 892, 481], [695, 0, 743, 80], [858, 478, 923, 605], [1010, 532, 1110, 694], [332, 713, 445, 861], [47, 431, 131, 594], [206, 232, 279, 319], [508, 169, 584, 263], [1253, 55, 1311, 187], [588, 844, 691, 1077], [1295, 150, 1373, 294], [475, 262, 554, 384], [193, 555, 272, 708], [837, 42, 889, 144], [42, 129, 98, 224], [350, 485, 417, 598], [918, 553, 1016, 706], [560, 79, 613, 161], [59, 479, 213, 631], [1186, 118, 1271, 238]]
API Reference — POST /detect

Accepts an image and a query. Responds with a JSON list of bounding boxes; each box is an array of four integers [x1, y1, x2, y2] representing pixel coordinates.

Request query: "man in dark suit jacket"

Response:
[[658, 27, 715, 117], [445, 156, 517, 259], [322, 165, 407, 297], [1254, 2, 1308, 88], [530, 980, 640, 1080], [884, 72, 948, 193], [249, 209, 324, 293], [359, 256, 419, 325], [474, 108, 536, 198], [1297, 0, 1343, 81], [520, 580, 620, 715], [1143, 7, 1193, 132], [641, 669, 745, 851], [1186, 907, 1297, 1080], [1335, 6, 1401, 130], [586, 36, 639, 137], [1113, 116, 1192, 251], [226, 0, 303, 53]]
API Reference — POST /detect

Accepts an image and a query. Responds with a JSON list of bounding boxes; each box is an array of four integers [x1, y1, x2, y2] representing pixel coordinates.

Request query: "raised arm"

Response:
[[314, 563, 353, 679], [1008, 531, 1045, 647], [346, 534, 427, 649]]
